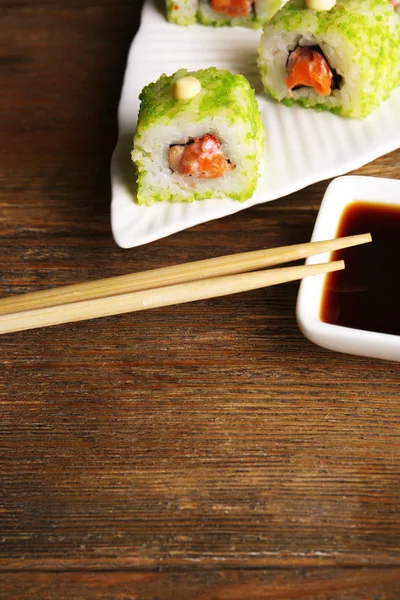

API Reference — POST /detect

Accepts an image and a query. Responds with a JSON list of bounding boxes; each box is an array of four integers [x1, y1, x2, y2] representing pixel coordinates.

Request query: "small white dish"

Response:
[[111, 0, 400, 249], [296, 176, 400, 362]]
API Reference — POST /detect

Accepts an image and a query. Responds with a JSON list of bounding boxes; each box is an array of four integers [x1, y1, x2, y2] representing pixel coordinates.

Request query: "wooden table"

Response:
[[1, 1, 399, 598]]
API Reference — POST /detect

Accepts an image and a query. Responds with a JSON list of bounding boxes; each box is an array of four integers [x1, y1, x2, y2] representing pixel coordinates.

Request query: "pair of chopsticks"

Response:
[[0, 233, 371, 335]]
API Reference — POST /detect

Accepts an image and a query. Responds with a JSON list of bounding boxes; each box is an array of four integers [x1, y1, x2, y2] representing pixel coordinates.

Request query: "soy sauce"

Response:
[[321, 201, 400, 336]]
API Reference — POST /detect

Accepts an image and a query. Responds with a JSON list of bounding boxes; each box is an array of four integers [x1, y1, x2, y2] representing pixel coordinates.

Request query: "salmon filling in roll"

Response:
[[169, 134, 234, 179], [286, 46, 342, 97], [210, 0, 254, 17]]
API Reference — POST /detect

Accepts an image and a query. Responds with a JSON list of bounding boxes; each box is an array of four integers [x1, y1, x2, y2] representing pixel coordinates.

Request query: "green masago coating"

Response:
[[132, 68, 265, 205], [256, 0, 292, 22], [258, 0, 400, 117], [135, 68, 260, 130]]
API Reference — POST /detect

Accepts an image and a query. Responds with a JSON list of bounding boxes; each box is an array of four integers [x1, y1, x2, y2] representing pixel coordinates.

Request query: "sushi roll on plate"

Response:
[[166, 0, 290, 27], [258, 0, 400, 118], [131, 68, 265, 205]]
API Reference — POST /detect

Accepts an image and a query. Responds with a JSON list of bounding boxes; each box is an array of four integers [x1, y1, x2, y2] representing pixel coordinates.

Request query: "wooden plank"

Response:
[[1, 285, 399, 569], [1, 569, 400, 600]]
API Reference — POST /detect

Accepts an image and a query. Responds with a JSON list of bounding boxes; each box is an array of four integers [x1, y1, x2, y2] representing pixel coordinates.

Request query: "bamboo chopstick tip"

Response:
[[359, 232, 372, 243], [329, 259, 345, 271]]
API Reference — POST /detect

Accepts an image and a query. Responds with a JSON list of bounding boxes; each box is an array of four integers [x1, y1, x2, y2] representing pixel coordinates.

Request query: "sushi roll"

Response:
[[132, 68, 265, 205], [258, 0, 400, 118], [166, 0, 290, 28]]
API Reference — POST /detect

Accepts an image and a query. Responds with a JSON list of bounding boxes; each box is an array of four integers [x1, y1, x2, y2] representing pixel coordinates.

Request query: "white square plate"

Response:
[[111, 0, 400, 249], [296, 176, 400, 362]]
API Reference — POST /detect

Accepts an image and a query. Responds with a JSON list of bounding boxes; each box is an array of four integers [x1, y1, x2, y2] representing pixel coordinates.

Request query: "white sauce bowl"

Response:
[[296, 175, 400, 362]]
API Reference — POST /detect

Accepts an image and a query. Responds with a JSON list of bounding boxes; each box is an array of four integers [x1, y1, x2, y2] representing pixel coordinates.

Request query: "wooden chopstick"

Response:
[[0, 260, 345, 335], [0, 233, 370, 317], [0, 232, 371, 335]]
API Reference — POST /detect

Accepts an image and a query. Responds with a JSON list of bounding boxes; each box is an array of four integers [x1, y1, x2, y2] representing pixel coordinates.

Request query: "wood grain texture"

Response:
[[0, 0, 399, 598], [1, 568, 400, 600]]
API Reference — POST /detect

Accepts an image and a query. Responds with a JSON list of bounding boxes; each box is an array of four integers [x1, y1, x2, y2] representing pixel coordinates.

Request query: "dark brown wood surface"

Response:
[[0, 1, 399, 598]]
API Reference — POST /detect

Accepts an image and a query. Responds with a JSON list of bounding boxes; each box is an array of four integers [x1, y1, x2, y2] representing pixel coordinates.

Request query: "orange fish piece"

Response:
[[286, 47, 333, 97], [169, 134, 233, 179], [211, 0, 253, 18]]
